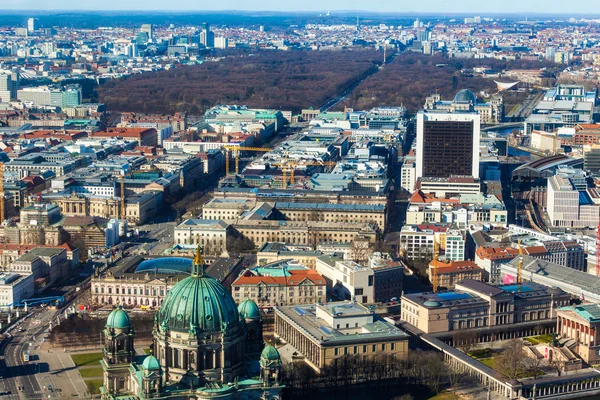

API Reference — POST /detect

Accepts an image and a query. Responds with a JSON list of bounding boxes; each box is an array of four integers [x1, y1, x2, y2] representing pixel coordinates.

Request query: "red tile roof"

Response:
[[429, 260, 482, 274], [476, 246, 519, 260], [410, 190, 459, 204], [233, 269, 326, 286]]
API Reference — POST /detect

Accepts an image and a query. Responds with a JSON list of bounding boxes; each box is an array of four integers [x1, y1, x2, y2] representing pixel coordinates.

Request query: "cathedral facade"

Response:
[[100, 247, 283, 400]]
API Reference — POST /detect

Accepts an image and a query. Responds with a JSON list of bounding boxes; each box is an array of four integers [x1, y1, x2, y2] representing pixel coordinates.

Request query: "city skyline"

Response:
[[2, 0, 600, 14]]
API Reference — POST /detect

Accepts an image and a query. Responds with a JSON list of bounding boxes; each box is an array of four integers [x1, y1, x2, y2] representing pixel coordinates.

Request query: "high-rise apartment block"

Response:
[[547, 169, 600, 228], [0, 71, 19, 103], [27, 18, 38, 33], [17, 84, 82, 109], [200, 22, 215, 48], [416, 110, 480, 179], [140, 24, 153, 41], [215, 37, 229, 49]]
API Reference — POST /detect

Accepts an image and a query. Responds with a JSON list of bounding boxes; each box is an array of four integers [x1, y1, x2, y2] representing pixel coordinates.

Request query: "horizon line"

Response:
[[0, 9, 598, 16]]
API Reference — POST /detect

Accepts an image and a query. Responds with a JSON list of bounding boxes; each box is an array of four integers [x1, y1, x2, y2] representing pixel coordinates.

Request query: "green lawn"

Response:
[[78, 366, 104, 378], [538, 334, 553, 343], [479, 358, 495, 368], [468, 348, 496, 359], [526, 334, 553, 345], [525, 337, 540, 345], [71, 352, 103, 367], [85, 379, 104, 394]]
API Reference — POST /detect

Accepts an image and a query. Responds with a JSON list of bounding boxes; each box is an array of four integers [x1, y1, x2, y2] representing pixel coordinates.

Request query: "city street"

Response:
[[0, 301, 89, 399], [0, 310, 45, 400]]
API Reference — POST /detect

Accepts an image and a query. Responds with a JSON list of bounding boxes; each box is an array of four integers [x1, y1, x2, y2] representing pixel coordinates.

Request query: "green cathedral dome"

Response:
[[106, 307, 131, 330], [238, 298, 261, 320], [260, 344, 282, 368], [157, 248, 239, 334], [142, 354, 161, 371]]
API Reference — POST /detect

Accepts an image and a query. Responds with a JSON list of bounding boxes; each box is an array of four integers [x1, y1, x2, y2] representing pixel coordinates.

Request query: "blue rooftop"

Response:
[[135, 257, 192, 275], [500, 284, 535, 293], [435, 292, 472, 301]]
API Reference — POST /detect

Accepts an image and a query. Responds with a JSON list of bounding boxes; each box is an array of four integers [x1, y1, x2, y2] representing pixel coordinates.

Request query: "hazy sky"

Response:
[[2, 0, 599, 13]]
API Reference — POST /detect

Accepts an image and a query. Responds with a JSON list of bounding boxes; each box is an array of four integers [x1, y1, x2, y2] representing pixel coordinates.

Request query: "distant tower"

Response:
[[140, 24, 154, 41], [416, 103, 480, 180], [27, 18, 38, 33], [356, 13, 360, 31], [200, 22, 214, 48]]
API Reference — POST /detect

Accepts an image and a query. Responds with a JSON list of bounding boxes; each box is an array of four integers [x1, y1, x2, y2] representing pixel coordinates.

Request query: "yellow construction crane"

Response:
[[0, 162, 4, 224], [273, 160, 337, 189], [517, 238, 523, 284], [223, 146, 272, 175], [432, 239, 440, 293]]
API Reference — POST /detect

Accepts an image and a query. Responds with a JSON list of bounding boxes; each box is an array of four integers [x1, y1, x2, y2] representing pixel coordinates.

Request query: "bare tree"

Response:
[[423, 351, 447, 394], [350, 239, 371, 263], [550, 360, 562, 377], [453, 329, 478, 355], [525, 354, 544, 379], [494, 339, 527, 379], [448, 369, 470, 399]]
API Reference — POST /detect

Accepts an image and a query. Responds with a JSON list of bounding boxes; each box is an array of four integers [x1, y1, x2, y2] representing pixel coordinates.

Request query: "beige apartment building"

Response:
[[174, 219, 230, 256], [275, 301, 410, 372], [91, 274, 183, 307], [38, 191, 161, 226], [47, 193, 120, 220], [273, 202, 386, 232], [232, 268, 326, 308], [234, 220, 378, 248], [201, 198, 254, 220]]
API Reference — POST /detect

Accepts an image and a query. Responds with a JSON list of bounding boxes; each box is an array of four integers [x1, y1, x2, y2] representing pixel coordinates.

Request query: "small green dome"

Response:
[[260, 344, 281, 368], [142, 354, 161, 371], [106, 307, 131, 329], [238, 299, 261, 320], [157, 274, 239, 334]]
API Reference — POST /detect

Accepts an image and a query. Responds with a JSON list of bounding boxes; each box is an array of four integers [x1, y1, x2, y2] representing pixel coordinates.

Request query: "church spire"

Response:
[[192, 244, 204, 277]]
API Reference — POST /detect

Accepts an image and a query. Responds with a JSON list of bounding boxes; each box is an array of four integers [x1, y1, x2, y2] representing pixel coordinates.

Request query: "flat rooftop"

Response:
[[275, 202, 385, 212], [275, 302, 408, 346]]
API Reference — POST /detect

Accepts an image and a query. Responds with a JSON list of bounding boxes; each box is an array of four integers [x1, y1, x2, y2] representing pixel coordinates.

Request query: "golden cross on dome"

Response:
[[192, 244, 204, 276]]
